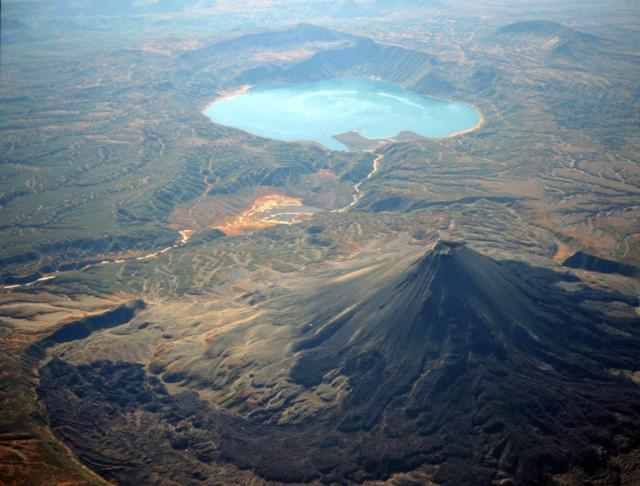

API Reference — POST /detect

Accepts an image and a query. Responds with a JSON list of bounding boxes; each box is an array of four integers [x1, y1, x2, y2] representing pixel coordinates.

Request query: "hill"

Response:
[[494, 20, 595, 42], [492, 20, 609, 66], [38, 241, 640, 485], [182, 23, 355, 66]]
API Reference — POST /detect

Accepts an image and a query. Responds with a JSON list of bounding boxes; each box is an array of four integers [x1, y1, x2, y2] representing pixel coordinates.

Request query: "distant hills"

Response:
[[375, 0, 441, 7], [494, 19, 597, 42], [181, 23, 448, 92], [182, 23, 355, 66], [215, 23, 354, 50], [2, 0, 218, 17], [182, 23, 449, 93], [492, 19, 610, 65], [237, 37, 437, 85]]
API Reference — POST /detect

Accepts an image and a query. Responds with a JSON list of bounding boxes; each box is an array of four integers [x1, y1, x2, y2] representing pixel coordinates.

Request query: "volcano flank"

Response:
[[38, 241, 640, 485]]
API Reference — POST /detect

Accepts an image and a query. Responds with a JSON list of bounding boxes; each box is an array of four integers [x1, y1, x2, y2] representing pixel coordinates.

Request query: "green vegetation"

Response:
[[1, 1, 639, 484]]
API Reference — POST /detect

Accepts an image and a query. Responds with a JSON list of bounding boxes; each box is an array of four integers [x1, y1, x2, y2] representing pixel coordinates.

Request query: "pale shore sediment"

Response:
[[443, 106, 485, 139], [339, 102, 485, 149], [201, 84, 254, 115], [202, 83, 484, 144]]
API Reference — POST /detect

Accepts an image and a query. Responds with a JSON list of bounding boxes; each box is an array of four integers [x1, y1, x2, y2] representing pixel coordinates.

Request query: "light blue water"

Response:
[[205, 78, 481, 151]]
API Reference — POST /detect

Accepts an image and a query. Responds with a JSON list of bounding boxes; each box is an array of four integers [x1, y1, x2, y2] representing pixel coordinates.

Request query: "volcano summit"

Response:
[[37, 241, 640, 485]]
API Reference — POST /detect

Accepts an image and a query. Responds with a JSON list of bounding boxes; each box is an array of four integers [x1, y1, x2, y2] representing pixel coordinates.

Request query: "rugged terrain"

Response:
[[36, 241, 640, 485], [1, 0, 640, 485]]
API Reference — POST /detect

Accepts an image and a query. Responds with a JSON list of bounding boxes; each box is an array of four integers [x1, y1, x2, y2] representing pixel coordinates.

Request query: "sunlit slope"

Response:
[[38, 241, 640, 484]]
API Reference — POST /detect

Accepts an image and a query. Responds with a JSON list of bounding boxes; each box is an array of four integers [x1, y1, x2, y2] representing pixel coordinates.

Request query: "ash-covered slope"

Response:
[[290, 240, 640, 435], [39, 242, 640, 485]]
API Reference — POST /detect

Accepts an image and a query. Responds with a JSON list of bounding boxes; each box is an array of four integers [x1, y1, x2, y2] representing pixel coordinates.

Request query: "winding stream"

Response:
[[1, 154, 384, 290]]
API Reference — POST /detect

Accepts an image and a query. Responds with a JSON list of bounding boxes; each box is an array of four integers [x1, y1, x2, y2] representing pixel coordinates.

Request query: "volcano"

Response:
[[38, 242, 640, 485]]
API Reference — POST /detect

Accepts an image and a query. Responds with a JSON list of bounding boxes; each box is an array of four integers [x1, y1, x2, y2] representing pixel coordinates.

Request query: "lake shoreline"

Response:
[[201, 78, 484, 151], [443, 106, 485, 138], [335, 104, 485, 151], [201, 84, 254, 117]]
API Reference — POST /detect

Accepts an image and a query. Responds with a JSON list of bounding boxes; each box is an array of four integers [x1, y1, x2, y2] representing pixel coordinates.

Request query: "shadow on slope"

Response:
[[39, 242, 640, 485]]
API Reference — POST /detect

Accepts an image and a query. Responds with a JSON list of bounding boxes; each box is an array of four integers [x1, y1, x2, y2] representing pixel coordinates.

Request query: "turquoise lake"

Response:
[[205, 78, 481, 151]]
